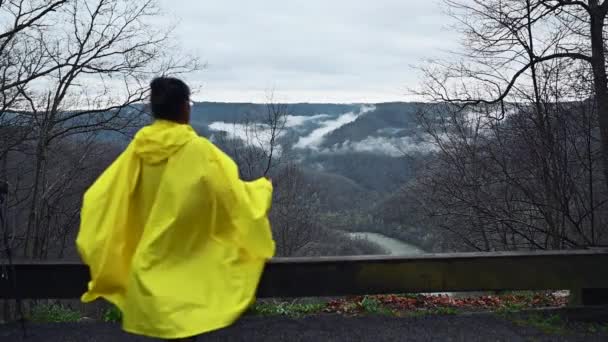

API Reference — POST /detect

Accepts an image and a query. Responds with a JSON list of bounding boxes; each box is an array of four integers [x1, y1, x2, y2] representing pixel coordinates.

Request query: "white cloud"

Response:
[[294, 112, 358, 149], [377, 127, 404, 135], [325, 135, 438, 157], [209, 122, 253, 141], [208, 113, 329, 144], [208, 104, 440, 158], [208, 121, 284, 156], [294, 105, 375, 149], [284, 114, 329, 128]]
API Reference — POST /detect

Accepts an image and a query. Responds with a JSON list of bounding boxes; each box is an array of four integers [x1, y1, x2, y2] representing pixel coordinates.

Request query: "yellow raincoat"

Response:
[[76, 119, 275, 339]]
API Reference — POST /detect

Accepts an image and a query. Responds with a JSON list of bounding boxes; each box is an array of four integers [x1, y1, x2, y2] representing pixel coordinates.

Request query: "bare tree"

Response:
[[409, 0, 608, 251], [413, 84, 606, 251], [1, 0, 199, 258], [209, 95, 337, 256], [269, 164, 322, 256], [0, 1, 71, 160], [213, 92, 288, 180], [419, 0, 608, 189]]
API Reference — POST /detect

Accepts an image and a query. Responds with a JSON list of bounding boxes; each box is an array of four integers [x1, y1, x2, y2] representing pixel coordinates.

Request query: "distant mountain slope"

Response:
[[190, 102, 360, 124], [191, 101, 435, 193], [305, 153, 412, 192], [299, 168, 371, 211], [320, 102, 422, 147]]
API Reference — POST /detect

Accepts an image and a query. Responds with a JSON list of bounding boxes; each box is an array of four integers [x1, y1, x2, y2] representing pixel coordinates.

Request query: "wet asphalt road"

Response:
[[2, 313, 607, 342]]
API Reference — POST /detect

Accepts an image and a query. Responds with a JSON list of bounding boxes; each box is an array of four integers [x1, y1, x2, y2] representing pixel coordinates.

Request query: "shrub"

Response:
[[30, 303, 81, 323], [249, 300, 325, 317], [103, 305, 122, 323]]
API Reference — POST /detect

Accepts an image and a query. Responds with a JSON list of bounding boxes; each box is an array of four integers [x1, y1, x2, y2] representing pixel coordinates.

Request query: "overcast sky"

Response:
[[158, 0, 459, 103]]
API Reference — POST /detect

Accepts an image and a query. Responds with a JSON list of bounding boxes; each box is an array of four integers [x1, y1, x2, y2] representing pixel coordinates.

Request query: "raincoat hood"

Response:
[[133, 120, 197, 164]]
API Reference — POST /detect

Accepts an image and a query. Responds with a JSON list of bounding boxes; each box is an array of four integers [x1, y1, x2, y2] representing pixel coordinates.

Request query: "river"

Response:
[[348, 232, 492, 297], [348, 232, 425, 255]]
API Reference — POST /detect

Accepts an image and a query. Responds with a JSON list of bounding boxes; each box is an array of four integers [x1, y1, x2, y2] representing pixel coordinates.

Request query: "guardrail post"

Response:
[[582, 289, 608, 306]]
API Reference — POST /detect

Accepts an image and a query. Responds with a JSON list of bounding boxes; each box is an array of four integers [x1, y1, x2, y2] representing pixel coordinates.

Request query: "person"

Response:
[[76, 77, 275, 341]]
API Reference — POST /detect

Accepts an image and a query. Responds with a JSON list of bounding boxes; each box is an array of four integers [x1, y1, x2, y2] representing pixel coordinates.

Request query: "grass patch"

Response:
[[496, 302, 527, 315], [403, 307, 460, 317], [585, 323, 608, 334], [30, 303, 81, 323], [249, 300, 326, 318], [103, 305, 123, 323], [501, 290, 536, 299], [430, 307, 460, 315], [358, 296, 395, 316], [512, 313, 567, 335], [396, 293, 418, 300]]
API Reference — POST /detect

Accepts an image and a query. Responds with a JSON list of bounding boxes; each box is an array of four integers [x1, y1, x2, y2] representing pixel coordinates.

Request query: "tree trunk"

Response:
[[589, 3, 608, 190], [24, 133, 49, 258], [24, 148, 43, 258]]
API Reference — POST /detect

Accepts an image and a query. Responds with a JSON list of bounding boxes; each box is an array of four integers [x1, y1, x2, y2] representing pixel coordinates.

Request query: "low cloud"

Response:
[[294, 105, 375, 149], [325, 135, 438, 157], [284, 114, 330, 128], [209, 121, 284, 156], [208, 105, 439, 158]]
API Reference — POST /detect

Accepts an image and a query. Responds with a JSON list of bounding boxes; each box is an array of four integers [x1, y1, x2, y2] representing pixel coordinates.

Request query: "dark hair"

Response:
[[149, 77, 190, 121]]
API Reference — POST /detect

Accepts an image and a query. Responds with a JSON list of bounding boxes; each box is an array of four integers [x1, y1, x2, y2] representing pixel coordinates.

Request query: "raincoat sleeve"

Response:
[[205, 141, 275, 259]]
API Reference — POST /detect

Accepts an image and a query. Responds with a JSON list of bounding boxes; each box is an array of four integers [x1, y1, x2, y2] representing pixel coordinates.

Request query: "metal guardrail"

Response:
[[1, 250, 608, 305]]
